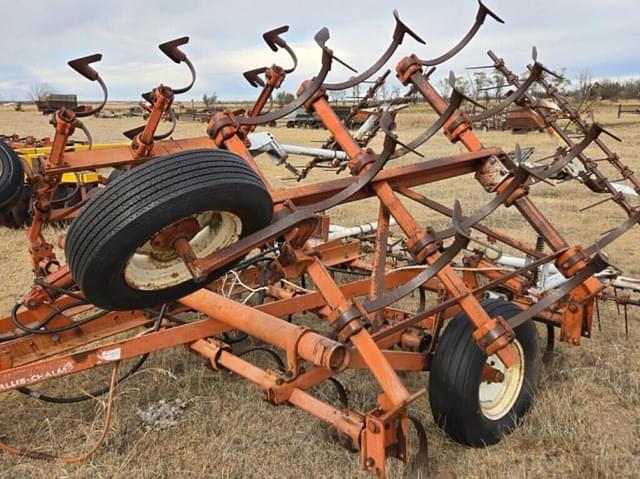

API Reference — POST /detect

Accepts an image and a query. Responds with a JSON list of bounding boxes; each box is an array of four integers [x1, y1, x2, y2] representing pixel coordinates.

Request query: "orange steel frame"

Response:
[[0, 50, 617, 478]]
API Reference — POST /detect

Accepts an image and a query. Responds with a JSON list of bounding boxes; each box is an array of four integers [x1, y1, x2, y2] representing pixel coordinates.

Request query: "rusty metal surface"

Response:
[[1, 5, 639, 479]]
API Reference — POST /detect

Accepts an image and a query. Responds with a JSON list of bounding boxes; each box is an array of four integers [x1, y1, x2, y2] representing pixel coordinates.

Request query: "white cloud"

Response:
[[0, 0, 638, 100]]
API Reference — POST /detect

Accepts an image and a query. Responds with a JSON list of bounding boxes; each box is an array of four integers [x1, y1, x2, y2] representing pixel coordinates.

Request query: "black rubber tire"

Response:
[[429, 298, 540, 447], [65, 148, 273, 310], [0, 141, 25, 214], [0, 183, 31, 228], [107, 166, 129, 183]]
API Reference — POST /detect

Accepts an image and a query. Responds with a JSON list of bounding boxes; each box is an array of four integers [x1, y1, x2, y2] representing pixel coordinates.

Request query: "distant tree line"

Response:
[[439, 70, 640, 103], [584, 78, 640, 100]]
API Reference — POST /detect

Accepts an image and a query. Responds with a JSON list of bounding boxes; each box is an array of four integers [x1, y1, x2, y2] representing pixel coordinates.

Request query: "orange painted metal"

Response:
[[241, 65, 286, 136], [0, 21, 630, 479], [131, 86, 174, 158], [179, 288, 349, 373], [369, 204, 391, 329], [373, 177, 518, 366], [270, 147, 502, 207], [0, 316, 229, 392], [288, 388, 363, 447], [49, 137, 216, 173], [304, 257, 411, 406], [0, 310, 151, 369], [222, 133, 274, 193], [312, 95, 365, 167]]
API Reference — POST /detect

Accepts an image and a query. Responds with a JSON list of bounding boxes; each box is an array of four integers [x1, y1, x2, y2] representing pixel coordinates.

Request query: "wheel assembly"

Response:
[[429, 299, 540, 447], [65, 148, 273, 310], [0, 183, 31, 228], [0, 141, 25, 215]]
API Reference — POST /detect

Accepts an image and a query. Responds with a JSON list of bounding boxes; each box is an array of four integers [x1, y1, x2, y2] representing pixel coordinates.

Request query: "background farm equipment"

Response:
[[1, 134, 53, 148], [285, 104, 372, 129], [467, 92, 565, 133], [285, 109, 322, 128], [35, 94, 78, 114], [0, 135, 130, 228], [504, 107, 547, 132], [618, 104, 640, 117], [1, 3, 640, 478]]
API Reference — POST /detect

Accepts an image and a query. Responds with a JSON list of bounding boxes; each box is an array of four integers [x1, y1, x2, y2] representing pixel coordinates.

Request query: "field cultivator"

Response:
[[1, 2, 640, 477]]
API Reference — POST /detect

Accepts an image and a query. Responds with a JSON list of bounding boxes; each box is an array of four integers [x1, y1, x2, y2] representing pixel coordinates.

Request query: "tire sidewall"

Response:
[[429, 299, 541, 447], [83, 180, 270, 310], [460, 317, 540, 445], [66, 149, 273, 311], [0, 142, 25, 211]]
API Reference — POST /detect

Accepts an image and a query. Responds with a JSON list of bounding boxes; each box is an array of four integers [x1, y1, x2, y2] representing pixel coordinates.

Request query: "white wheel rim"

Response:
[[124, 210, 242, 291], [479, 339, 525, 421]]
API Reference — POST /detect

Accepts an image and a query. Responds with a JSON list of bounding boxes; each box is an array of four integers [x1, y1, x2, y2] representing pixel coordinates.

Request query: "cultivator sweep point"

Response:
[[1, 3, 639, 477]]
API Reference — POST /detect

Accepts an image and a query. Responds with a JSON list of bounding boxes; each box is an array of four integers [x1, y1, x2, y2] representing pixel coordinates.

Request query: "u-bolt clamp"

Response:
[[329, 302, 367, 343], [406, 227, 443, 263], [555, 246, 590, 277], [472, 315, 515, 356], [207, 112, 241, 146]]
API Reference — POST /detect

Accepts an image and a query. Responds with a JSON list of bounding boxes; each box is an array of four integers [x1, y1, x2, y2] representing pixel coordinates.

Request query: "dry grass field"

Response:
[[0, 101, 639, 478]]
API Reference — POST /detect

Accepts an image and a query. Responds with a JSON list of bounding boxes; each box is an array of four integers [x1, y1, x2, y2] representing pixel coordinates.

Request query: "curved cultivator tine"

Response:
[[586, 209, 640, 255], [525, 123, 609, 183], [447, 70, 487, 110], [451, 200, 472, 240], [324, 10, 424, 91], [123, 125, 145, 140], [263, 25, 290, 52], [158, 37, 196, 95], [263, 25, 298, 73], [67, 53, 108, 117], [389, 82, 465, 160], [392, 9, 427, 45], [437, 160, 531, 241], [507, 252, 611, 330], [244, 26, 297, 86], [314, 28, 357, 73], [378, 110, 425, 159], [236, 28, 334, 127], [68, 53, 102, 82], [141, 90, 155, 103], [153, 109, 177, 141], [362, 216, 471, 313], [420, 0, 504, 67], [531, 46, 566, 81], [243, 67, 268, 88], [158, 37, 189, 64]]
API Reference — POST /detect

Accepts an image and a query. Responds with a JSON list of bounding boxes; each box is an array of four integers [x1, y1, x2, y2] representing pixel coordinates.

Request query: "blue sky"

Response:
[[0, 0, 638, 101]]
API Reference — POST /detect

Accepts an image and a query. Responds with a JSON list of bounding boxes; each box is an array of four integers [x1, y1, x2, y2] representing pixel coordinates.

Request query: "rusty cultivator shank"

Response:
[[0, 2, 639, 477]]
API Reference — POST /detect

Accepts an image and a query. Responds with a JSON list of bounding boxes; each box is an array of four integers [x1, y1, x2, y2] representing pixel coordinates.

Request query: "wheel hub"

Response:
[[124, 210, 242, 291], [150, 217, 201, 252], [479, 339, 525, 421]]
